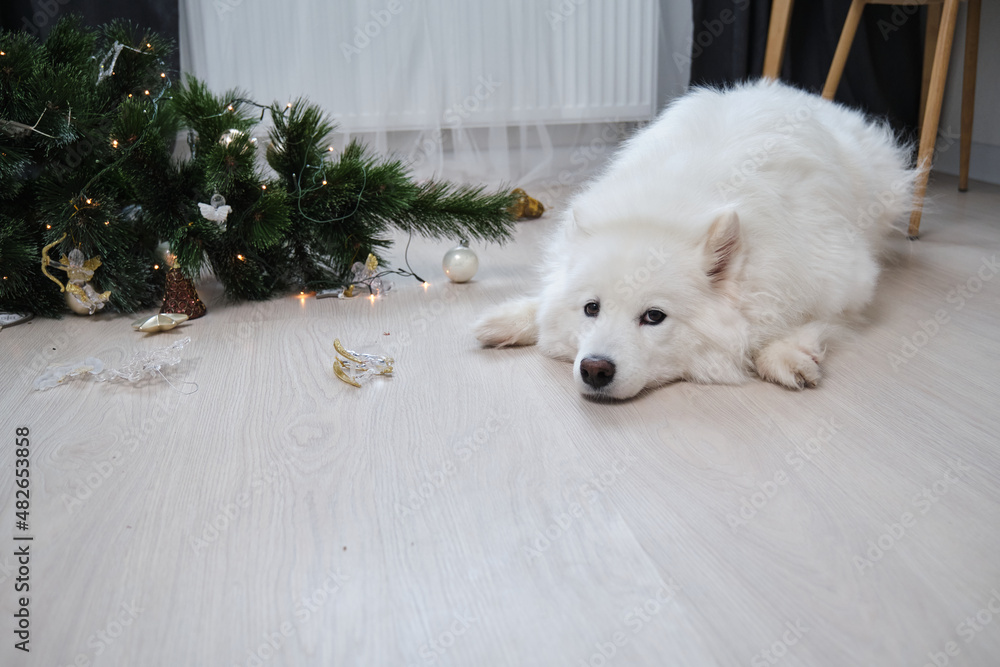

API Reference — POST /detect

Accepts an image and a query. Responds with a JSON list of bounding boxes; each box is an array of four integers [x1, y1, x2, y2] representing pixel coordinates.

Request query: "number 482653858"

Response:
[[15, 427, 30, 525]]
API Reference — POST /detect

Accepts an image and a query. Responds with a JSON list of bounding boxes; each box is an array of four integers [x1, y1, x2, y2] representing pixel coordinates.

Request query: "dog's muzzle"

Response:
[[579, 356, 616, 389]]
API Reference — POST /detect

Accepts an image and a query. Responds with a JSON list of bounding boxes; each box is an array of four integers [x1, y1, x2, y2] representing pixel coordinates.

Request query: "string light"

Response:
[[160, 73, 166, 78], [46, 224, 52, 230], [286, 102, 292, 108], [237, 254, 245, 261], [368, 294, 376, 305], [128, 93, 133, 98], [0, 51, 6, 56], [422, 281, 429, 291], [104, 221, 110, 226], [146, 43, 152, 49], [321, 179, 327, 186], [227, 104, 234, 111], [85, 198, 92, 204], [261, 184, 267, 190], [112, 139, 118, 148], [144, 90, 150, 95], [153, 264, 160, 270]]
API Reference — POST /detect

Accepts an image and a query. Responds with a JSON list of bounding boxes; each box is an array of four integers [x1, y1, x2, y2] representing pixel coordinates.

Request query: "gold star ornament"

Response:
[[132, 313, 189, 333]]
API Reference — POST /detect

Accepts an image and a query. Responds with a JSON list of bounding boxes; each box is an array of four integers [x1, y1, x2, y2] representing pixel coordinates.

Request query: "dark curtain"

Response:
[[1, 0, 179, 74], [688, 0, 923, 142]]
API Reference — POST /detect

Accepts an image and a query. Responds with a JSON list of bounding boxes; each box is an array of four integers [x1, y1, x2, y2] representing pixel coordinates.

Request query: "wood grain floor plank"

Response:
[[1, 174, 998, 666]]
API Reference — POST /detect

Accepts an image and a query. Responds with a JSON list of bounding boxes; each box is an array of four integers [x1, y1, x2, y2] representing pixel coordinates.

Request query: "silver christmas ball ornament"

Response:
[[442, 240, 479, 283]]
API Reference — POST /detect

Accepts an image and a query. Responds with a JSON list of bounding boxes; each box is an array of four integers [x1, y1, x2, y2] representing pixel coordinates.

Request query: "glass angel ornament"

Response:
[[41, 234, 112, 315]]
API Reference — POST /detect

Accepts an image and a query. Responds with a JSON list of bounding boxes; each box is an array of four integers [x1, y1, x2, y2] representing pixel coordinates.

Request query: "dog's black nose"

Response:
[[580, 356, 616, 389]]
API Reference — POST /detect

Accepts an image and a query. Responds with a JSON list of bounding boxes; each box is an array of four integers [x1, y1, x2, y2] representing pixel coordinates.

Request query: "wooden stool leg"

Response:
[[823, 0, 868, 100], [959, 0, 981, 192], [763, 0, 796, 79], [909, 0, 961, 238], [920, 2, 942, 128]]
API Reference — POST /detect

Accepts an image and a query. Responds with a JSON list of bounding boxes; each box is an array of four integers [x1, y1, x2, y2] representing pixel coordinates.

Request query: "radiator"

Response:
[[329, 0, 660, 131], [182, 0, 660, 132]]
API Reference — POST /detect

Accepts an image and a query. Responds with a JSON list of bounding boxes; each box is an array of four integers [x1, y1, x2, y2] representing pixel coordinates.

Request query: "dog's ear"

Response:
[[703, 210, 742, 285]]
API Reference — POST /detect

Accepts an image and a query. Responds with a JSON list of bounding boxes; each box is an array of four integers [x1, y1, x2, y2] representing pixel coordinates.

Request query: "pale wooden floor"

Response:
[[2, 173, 999, 667]]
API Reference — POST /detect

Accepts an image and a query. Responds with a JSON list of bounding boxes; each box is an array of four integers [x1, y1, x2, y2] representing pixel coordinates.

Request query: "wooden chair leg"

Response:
[[822, 0, 868, 100], [909, 0, 961, 238], [763, 0, 796, 79], [920, 2, 942, 128], [958, 0, 981, 192]]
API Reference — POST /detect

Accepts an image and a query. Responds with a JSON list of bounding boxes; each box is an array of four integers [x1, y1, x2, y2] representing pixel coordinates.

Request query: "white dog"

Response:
[[475, 79, 917, 399]]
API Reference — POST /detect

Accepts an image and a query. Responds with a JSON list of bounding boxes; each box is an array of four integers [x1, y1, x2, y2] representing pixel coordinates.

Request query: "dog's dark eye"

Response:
[[641, 309, 667, 325], [584, 301, 600, 317]]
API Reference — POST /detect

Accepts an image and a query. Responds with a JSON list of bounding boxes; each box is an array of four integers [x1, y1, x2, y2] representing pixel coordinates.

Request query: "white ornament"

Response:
[[33, 338, 193, 391], [199, 192, 231, 225], [96, 41, 125, 83], [442, 240, 479, 283], [65, 290, 94, 315], [219, 129, 256, 147]]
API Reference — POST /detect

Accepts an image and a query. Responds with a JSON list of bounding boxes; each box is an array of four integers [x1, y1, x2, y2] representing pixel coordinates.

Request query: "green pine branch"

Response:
[[0, 17, 520, 316]]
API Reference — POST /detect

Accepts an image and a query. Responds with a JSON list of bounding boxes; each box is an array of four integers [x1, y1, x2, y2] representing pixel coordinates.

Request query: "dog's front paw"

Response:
[[754, 340, 823, 390], [474, 297, 540, 348]]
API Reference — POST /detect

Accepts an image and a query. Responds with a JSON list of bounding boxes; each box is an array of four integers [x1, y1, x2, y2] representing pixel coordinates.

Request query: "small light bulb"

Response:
[[286, 102, 292, 108], [0, 51, 6, 56], [261, 184, 267, 190], [86, 198, 92, 204], [146, 43, 152, 49], [237, 254, 245, 261], [422, 281, 429, 291], [112, 139, 118, 147], [160, 73, 166, 78], [227, 105, 234, 111], [128, 93, 133, 98], [144, 90, 150, 95], [328, 146, 334, 152], [368, 294, 376, 304], [153, 264, 160, 270], [46, 224, 52, 229], [322, 179, 327, 186], [104, 220, 110, 225]]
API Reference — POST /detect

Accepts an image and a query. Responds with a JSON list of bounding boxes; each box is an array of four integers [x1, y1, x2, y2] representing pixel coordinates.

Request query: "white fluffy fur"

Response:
[[476, 80, 918, 399]]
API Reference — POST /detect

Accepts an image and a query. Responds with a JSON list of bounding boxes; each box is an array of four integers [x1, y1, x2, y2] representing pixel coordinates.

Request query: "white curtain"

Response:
[[179, 0, 691, 194]]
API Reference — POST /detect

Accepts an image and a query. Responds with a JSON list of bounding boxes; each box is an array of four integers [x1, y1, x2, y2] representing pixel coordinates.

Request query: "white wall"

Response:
[[933, 0, 1000, 185]]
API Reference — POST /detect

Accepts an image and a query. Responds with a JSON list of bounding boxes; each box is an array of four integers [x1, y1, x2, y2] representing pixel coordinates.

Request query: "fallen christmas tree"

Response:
[[0, 16, 518, 318]]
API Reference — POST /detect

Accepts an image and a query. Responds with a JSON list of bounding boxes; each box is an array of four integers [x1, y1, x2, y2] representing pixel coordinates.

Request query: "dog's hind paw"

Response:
[[474, 297, 540, 348], [754, 339, 824, 390]]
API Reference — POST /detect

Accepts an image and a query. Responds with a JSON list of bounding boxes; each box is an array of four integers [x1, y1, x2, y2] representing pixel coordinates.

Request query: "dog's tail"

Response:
[[865, 119, 924, 244]]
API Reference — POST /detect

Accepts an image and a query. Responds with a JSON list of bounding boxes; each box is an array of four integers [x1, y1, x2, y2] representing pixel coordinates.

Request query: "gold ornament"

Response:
[[333, 338, 394, 387], [316, 253, 390, 300], [132, 313, 189, 333], [364, 253, 378, 273], [509, 188, 545, 220], [41, 233, 112, 315]]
